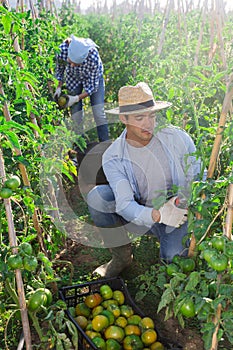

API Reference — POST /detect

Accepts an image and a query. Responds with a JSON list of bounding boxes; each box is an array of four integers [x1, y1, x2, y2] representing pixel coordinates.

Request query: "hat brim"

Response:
[[106, 101, 172, 115]]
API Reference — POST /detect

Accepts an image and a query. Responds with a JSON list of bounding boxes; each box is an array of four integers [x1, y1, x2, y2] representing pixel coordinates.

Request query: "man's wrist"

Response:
[[152, 209, 161, 223]]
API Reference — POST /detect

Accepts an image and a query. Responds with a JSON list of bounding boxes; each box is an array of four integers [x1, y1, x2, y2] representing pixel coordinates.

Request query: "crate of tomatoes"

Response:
[[59, 276, 168, 350]]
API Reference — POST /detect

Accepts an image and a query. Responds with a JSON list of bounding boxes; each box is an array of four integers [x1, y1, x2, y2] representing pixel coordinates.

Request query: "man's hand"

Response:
[[158, 196, 188, 228], [53, 87, 62, 101], [66, 95, 80, 107]]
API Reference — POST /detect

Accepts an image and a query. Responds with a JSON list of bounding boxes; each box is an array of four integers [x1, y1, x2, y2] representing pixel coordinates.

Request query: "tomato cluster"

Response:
[[166, 256, 195, 276], [199, 234, 230, 272], [71, 284, 165, 350], [7, 242, 38, 272], [0, 175, 21, 199]]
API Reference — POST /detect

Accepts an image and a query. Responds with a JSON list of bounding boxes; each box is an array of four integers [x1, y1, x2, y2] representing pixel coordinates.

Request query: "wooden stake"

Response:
[[210, 302, 222, 350], [0, 149, 32, 350], [157, 0, 172, 56], [0, 80, 47, 256], [224, 183, 233, 239], [207, 74, 233, 178]]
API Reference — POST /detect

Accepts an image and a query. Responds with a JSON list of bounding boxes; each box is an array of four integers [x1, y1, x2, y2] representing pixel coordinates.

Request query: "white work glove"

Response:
[[53, 87, 62, 100], [66, 95, 80, 107], [159, 196, 188, 228]]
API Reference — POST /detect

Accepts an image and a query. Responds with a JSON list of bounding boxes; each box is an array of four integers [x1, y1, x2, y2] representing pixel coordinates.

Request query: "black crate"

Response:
[[59, 277, 147, 350]]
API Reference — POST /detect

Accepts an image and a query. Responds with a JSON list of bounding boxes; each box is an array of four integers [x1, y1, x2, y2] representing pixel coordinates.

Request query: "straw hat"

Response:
[[107, 82, 172, 115]]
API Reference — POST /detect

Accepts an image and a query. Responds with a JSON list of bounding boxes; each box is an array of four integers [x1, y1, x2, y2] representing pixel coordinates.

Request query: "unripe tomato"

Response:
[[112, 290, 125, 305], [100, 284, 113, 300], [106, 338, 121, 350], [27, 291, 47, 312], [23, 256, 38, 272], [8, 254, 23, 270], [4, 175, 21, 190], [166, 263, 179, 276], [19, 242, 33, 256], [209, 254, 228, 272], [123, 334, 144, 350], [92, 315, 109, 332], [0, 187, 13, 198], [36, 288, 52, 306], [179, 258, 195, 273], [85, 293, 102, 308], [141, 329, 157, 346], [180, 300, 195, 318], [211, 236, 225, 252], [92, 337, 106, 350]]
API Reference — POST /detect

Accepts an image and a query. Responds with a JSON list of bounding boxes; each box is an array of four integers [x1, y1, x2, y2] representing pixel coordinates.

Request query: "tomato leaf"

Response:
[[185, 271, 200, 291], [157, 288, 174, 314]]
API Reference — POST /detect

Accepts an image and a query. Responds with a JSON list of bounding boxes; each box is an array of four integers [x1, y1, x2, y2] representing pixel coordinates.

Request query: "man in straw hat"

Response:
[[87, 82, 204, 277]]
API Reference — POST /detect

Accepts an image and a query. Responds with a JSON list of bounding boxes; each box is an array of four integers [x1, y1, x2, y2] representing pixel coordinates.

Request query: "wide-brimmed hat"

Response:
[[107, 82, 172, 115], [68, 35, 97, 64]]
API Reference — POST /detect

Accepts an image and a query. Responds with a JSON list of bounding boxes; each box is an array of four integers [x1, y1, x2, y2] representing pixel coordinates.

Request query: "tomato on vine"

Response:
[[23, 256, 38, 272], [36, 288, 53, 306], [4, 175, 21, 190], [211, 236, 225, 252], [0, 187, 13, 199], [27, 290, 48, 312], [8, 254, 23, 270], [19, 242, 33, 256], [179, 258, 195, 273], [209, 254, 228, 272], [166, 263, 179, 276], [180, 300, 195, 318]]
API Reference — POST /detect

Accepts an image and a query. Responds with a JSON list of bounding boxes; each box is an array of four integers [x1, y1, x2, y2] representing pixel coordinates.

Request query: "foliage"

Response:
[[0, 3, 233, 349]]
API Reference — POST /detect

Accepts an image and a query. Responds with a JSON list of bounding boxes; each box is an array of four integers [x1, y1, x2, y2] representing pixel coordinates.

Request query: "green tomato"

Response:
[[27, 291, 47, 312], [166, 263, 179, 276], [209, 254, 228, 272], [211, 236, 225, 252], [4, 176, 21, 190], [0, 187, 13, 198], [36, 288, 52, 306], [202, 249, 216, 263], [19, 242, 33, 256], [225, 241, 233, 258], [180, 300, 195, 318], [23, 256, 38, 272], [8, 254, 23, 270], [179, 258, 195, 273], [172, 255, 182, 265]]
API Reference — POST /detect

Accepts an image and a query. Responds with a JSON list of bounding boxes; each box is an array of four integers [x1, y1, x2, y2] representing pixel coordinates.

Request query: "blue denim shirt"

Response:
[[103, 126, 204, 228]]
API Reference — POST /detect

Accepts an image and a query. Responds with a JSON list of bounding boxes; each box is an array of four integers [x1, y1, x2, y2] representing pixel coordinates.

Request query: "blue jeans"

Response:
[[69, 75, 109, 142], [87, 185, 189, 262]]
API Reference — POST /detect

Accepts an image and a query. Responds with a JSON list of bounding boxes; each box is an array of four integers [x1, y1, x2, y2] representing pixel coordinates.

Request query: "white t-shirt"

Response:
[[126, 136, 172, 207]]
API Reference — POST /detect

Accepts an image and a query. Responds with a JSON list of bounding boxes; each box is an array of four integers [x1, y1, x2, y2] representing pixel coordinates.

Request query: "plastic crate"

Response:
[[59, 277, 151, 350]]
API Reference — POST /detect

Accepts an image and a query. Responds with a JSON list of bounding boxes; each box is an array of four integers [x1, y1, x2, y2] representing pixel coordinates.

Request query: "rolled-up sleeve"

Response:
[[103, 157, 154, 228]]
